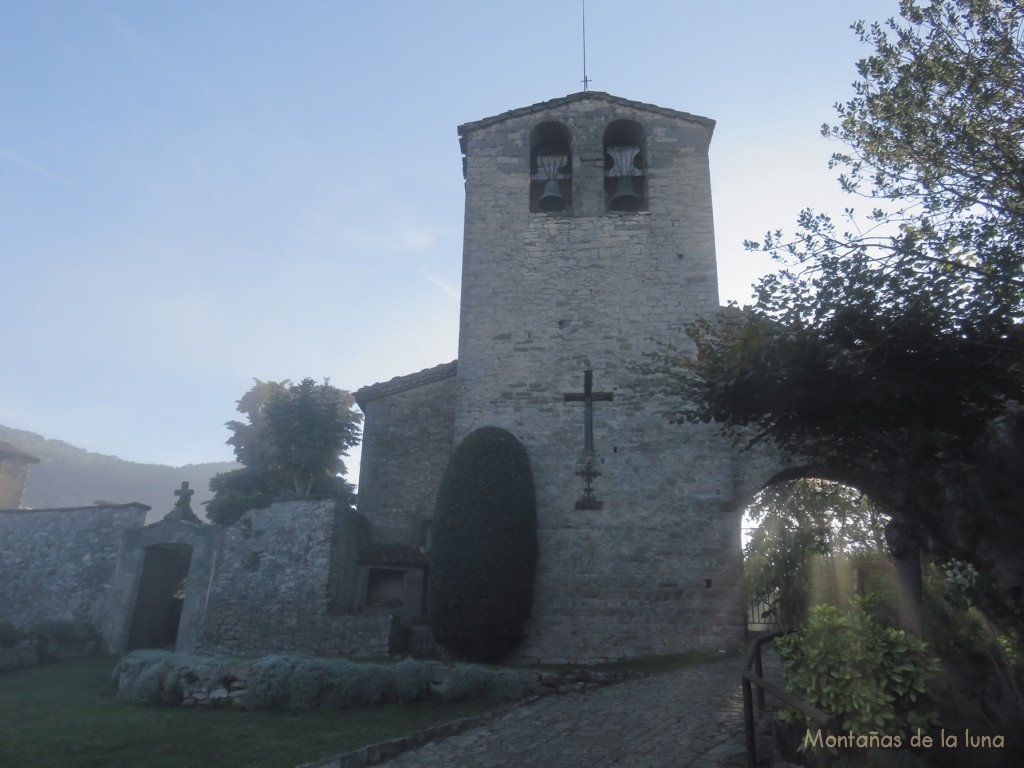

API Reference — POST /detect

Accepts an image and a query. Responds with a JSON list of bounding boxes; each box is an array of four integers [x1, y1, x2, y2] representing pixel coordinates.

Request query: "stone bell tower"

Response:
[[453, 92, 744, 662]]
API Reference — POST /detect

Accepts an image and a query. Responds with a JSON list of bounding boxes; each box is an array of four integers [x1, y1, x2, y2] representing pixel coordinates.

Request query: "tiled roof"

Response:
[[458, 91, 715, 139], [354, 360, 457, 408], [0, 501, 151, 514]]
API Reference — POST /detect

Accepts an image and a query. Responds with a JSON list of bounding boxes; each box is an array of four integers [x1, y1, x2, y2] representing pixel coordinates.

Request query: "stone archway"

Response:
[[127, 543, 193, 650], [107, 519, 224, 654], [740, 474, 891, 633]]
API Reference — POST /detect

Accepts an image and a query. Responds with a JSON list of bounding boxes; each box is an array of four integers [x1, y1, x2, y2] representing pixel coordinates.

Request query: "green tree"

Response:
[[776, 600, 940, 741], [643, 0, 1024, 633], [429, 427, 538, 663], [746, 479, 888, 629], [207, 378, 361, 525]]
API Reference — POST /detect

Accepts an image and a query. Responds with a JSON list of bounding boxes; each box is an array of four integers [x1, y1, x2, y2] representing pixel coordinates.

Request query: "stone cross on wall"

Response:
[[563, 370, 614, 453], [564, 371, 613, 511], [164, 481, 195, 521], [575, 458, 604, 511], [174, 482, 194, 504]]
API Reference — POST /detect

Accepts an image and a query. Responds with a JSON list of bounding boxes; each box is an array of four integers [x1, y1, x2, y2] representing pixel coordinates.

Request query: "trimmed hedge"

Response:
[[428, 427, 538, 662], [114, 651, 527, 710]]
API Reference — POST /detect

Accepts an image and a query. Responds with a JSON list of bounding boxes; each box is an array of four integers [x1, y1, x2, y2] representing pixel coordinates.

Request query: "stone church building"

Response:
[[0, 92, 779, 664], [355, 91, 776, 662]]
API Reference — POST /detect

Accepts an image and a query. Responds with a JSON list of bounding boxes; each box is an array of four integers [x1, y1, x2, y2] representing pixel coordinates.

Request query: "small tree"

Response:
[[777, 599, 941, 741], [263, 378, 361, 497], [429, 427, 538, 663], [207, 378, 361, 525]]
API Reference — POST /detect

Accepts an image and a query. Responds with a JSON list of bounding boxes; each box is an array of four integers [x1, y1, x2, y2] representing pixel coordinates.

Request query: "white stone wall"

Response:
[[455, 94, 748, 662]]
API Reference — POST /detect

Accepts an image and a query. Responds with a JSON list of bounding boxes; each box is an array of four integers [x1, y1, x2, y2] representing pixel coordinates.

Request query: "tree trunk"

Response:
[[893, 542, 923, 636], [884, 515, 924, 635]]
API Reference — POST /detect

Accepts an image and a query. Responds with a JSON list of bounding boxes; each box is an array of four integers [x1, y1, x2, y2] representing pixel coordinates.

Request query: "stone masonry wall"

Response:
[[0, 504, 148, 642], [195, 500, 390, 657], [455, 93, 748, 662], [356, 364, 456, 531]]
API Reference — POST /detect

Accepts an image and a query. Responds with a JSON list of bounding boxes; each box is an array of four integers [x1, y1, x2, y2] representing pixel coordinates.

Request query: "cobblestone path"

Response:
[[375, 656, 751, 768]]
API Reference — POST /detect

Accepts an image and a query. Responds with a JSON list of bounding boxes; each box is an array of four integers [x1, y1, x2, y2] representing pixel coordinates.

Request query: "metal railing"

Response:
[[741, 631, 836, 768], [747, 595, 780, 629]]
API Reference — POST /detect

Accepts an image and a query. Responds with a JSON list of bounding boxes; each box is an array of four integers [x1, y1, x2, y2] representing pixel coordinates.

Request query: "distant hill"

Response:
[[0, 425, 239, 524]]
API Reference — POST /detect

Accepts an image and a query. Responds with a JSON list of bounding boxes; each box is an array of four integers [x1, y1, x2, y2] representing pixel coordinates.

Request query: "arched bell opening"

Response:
[[603, 119, 647, 212], [530, 121, 572, 213]]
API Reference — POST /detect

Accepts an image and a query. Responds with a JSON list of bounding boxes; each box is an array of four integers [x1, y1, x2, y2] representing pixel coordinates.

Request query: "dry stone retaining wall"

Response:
[[195, 500, 390, 657], [0, 504, 147, 645]]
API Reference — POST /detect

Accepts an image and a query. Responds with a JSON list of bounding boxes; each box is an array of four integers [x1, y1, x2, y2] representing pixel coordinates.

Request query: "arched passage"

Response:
[[127, 543, 193, 650], [109, 518, 224, 654], [741, 476, 892, 632]]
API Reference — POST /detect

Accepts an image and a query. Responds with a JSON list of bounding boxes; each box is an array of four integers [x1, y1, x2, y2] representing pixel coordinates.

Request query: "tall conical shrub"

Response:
[[429, 427, 537, 662]]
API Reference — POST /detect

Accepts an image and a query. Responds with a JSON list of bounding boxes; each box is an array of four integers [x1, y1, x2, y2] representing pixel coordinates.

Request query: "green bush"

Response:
[[248, 656, 431, 711], [286, 658, 332, 711], [429, 426, 538, 662], [31, 620, 99, 644], [115, 652, 518, 712], [438, 664, 527, 703], [115, 650, 199, 706], [352, 664, 395, 704], [245, 654, 295, 709], [777, 598, 941, 737], [391, 657, 431, 703], [205, 489, 274, 527], [0, 621, 26, 648]]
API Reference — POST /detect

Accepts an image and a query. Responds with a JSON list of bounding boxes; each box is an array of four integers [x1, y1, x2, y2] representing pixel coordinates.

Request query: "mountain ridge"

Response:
[[0, 424, 238, 523]]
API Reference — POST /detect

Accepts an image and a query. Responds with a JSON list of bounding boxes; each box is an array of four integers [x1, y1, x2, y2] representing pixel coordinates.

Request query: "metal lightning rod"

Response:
[[581, 0, 591, 91]]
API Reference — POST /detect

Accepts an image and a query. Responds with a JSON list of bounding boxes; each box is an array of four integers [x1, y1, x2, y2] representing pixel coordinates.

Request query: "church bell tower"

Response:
[[453, 92, 744, 662]]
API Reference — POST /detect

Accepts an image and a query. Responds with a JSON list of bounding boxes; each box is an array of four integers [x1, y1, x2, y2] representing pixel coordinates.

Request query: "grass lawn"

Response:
[[0, 655, 500, 768]]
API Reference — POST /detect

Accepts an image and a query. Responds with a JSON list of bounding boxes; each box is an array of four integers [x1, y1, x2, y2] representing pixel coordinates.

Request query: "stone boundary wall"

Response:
[[0, 504, 148, 642], [196, 500, 390, 657]]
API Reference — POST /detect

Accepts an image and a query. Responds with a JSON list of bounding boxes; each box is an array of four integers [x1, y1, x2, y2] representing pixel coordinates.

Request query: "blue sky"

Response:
[[1, 0, 899, 470]]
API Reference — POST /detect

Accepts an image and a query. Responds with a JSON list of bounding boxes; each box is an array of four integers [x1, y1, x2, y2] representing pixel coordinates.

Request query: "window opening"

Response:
[[604, 120, 647, 212], [530, 122, 572, 213]]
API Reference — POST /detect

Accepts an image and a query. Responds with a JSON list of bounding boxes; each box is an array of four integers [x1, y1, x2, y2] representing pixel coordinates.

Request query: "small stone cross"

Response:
[[174, 481, 194, 505], [563, 370, 614, 453], [575, 458, 604, 511], [164, 481, 195, 522]]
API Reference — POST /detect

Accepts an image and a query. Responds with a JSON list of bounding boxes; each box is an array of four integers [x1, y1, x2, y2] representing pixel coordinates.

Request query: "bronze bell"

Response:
[[538, 179, 566, 212], [608, 177, 643, 212]]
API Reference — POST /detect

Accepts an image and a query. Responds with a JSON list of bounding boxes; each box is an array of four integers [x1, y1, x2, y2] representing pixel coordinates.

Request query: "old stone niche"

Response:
[[355, 539, 429, 621], [366, 568, 406, 609]]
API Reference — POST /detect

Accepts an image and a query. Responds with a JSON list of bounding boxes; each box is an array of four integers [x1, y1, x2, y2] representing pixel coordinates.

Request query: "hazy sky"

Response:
[[2, 0, 899, 471]]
